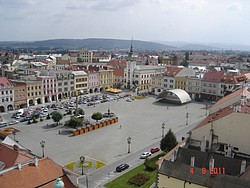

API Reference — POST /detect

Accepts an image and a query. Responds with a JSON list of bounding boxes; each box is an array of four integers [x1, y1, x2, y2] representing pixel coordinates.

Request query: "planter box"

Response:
[[99, 122, 103, 128], [114, 117, 118, 123], [89, 126, 93, 131], [103, 121, 107, 126], [111, 119, 115, 124], [84, 127, 89, 132], [107, 120, 110, 125], [94, 124, 99, 130], [73, 130, 79, 136], [80, 128, 84, 134]]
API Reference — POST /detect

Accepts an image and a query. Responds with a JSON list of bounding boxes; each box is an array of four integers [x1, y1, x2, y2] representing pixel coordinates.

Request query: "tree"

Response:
[[52, 111, 63, 126], [91, 112, 103, 122], [160, 129, 177, 152], [74, 108, 84, 116], [68, 116, 82, 128]]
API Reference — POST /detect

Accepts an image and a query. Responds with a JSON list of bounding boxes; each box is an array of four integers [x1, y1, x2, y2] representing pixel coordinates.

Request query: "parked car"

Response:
[[150, 147, 160, 154], [0, 121, 8, 128], [20, 117, 30, 122], [43, 108, 48, 112], [15, 115, 21, 119], [8, 120, 19, 125], [116, 164, 129, 172], [140, 152, 151, 159], [126, 98, 132, 102], [87, 102, 95, 106]]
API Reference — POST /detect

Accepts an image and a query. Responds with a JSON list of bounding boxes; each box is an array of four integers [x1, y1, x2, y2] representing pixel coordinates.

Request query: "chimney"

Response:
[[34, 157, 39, 167], [17, 162, 22, 170], [191, 157, 195, 167], [240, 160, 247, 174], [209, 157, 214, 171]]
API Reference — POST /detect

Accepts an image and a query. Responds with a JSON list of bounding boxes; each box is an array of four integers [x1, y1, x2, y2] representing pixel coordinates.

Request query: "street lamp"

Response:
[[127, 137, 131, 153], [186, 112, 189, 126], [108, 107, 110, 116], [79, 156, 89, 188], [161, 122, 166, 137], [205, 104, 208, 115], [40, 140, 45, 157], [13, 130, 16, 141]]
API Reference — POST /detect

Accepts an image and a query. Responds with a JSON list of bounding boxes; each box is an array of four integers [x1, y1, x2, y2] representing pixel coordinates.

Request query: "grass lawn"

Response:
[[105, 153, 165, 188]]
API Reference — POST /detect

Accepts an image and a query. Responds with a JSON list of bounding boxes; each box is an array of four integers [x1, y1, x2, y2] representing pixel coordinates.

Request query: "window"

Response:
[[1, 91, 3, 95], [2, 99, 4, 102], [6, 91, 8, 94], [10, 90, 12, 94]]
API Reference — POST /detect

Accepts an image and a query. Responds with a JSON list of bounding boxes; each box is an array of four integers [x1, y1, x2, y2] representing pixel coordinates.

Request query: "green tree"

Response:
[[52, 111, 63, 126], [68, 116, 82, 128], [91, 112, 103, 122], [160, 129, 177, 152], [74, 108, 85, 116]]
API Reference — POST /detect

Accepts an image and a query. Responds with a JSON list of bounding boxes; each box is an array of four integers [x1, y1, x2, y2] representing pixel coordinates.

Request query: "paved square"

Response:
[[7, 96, 206, 165]]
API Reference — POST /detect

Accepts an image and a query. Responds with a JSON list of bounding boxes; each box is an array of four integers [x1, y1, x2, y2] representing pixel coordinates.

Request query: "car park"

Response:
[[140, 152, 152, 159], [8, 120, 19, 125], [116, 164, 129, 172], [150, 147, 160, 154]]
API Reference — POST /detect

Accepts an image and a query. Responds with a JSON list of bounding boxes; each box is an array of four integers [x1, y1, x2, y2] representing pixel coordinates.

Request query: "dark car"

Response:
[[87, 102, 94, 106], [116, 164, 129, 172], [20, 117, 31, 122]]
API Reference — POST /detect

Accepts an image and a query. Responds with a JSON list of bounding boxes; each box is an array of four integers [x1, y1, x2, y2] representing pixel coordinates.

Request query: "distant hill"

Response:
[[0, 38, 176, 51], [156, 41, 250, 51]]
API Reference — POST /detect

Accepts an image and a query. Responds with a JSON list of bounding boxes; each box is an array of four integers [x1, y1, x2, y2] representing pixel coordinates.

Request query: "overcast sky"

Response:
[[0, 0, 249, 44]]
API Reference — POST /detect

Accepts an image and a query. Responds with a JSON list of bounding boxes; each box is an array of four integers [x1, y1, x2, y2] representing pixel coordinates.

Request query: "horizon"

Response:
[[1, 1, 250, 45]]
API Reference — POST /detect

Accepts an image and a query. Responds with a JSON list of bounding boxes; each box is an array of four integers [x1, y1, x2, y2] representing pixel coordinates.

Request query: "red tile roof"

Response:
[[0, 143, 34, 169], [0, 77, 13, 88], [193, 107, 234, 130], [112, 68, 124, 76], [0, 157, 75, 188], [69, 53, 79, 57], [203, 71, 224, 82], [164, 67, 183, 76]]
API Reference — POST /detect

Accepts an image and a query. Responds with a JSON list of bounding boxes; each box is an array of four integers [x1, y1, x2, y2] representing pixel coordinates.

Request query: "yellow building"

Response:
[[99, 69, 114, 91], [72, 71, 88, 95], [175, 76, 187, 90], [151, 74, 164, 95], [26, 80, 42, 106]]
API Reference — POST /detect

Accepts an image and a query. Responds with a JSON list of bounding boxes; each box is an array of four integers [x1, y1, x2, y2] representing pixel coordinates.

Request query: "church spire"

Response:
[[128, 38, 133, 59]]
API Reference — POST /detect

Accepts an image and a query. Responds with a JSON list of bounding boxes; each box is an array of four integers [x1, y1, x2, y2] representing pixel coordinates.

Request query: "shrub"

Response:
[[32, 117, 38, 123], [144, 159, 157, 171], [128, 173, 150, 186], [27, 120, 31, 125], [40, 118, 43, 122]]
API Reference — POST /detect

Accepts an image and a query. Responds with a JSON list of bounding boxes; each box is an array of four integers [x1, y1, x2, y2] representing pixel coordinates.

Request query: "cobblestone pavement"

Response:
[[6, 96, 207, 166]]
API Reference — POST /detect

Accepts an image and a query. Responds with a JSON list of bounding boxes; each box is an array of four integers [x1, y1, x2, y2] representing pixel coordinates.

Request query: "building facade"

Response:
[[11, 80, 27, 109], [0, 77, 14, 112]]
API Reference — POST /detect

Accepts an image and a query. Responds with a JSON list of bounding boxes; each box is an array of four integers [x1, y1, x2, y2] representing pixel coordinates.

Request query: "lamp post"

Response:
[[205, 104, 208, 116], [127, 137, 131, 153], [13, 130, 16, 141], [40, 140, 45, 157], [79, 156, 89, 188], [161, 122, 166, 137], [108, 107, 110, 116], [186, 112, 189, 126]]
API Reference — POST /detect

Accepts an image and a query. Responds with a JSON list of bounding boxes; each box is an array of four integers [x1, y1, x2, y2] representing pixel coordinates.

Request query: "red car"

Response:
[[150, 147, 160, 154]]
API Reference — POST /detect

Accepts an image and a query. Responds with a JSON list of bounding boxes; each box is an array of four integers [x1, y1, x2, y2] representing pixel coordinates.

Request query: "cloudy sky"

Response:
[[0, 0, 249, 44]]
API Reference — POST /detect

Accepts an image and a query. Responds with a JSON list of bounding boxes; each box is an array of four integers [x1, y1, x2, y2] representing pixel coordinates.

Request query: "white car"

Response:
[[43, 108, 48, 112], [140, 152, 152, 159], [8, 120, 19, 125], [126, 98, 132, 102], [15, 115, 21, 119]]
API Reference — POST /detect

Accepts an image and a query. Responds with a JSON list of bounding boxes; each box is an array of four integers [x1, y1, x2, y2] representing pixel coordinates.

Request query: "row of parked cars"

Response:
[[115, 147, 160, 172]]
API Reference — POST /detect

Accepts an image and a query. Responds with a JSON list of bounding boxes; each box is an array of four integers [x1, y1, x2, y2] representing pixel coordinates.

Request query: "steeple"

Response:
[[128, 38, 133, 59]]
